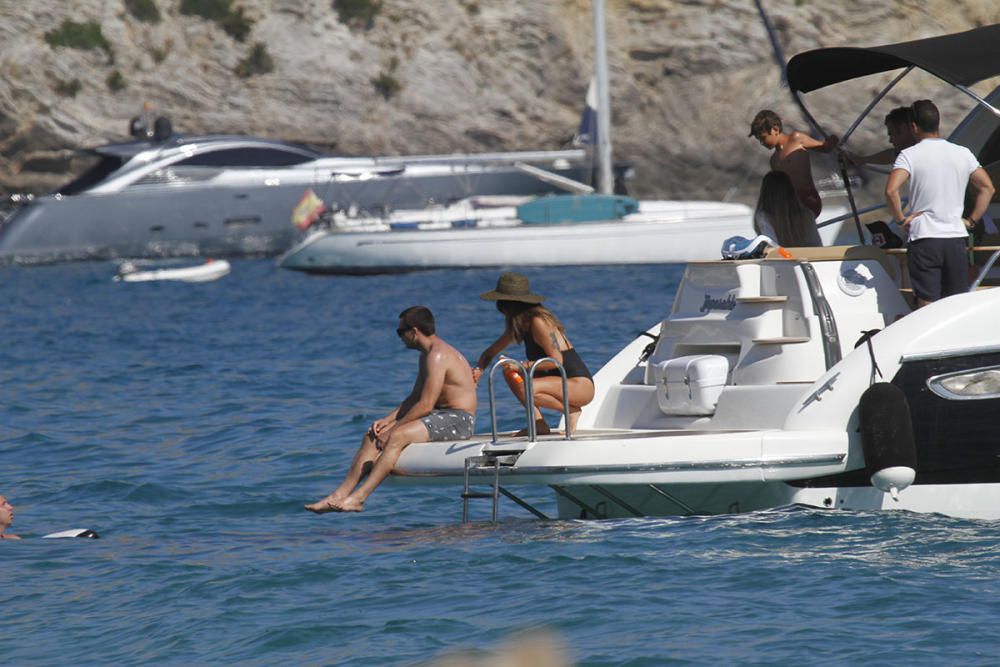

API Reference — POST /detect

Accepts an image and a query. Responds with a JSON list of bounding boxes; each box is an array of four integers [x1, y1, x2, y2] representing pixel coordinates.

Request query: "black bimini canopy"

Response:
[[786, 24, 1000, 94]]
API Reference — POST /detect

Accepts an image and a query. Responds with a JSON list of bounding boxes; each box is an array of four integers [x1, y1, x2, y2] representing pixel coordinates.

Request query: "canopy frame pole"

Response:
[[793, 68, 1000, 245], [791, 86, 870, 244], [837, 159, 867, 245], [792, 89, 867, 244], [840, 66, 913, 145], [955, 85, 1000, 120]]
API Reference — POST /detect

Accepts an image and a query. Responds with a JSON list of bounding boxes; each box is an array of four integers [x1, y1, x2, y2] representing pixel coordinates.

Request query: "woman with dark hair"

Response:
[[754, 170, 823, 247], [473, 272, 594, 435]]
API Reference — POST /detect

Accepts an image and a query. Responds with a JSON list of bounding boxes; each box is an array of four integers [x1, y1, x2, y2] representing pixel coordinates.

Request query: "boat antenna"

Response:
[[753, 0, 788, 87], [753, 0, 822, 136], [593, 0, 613, 195]]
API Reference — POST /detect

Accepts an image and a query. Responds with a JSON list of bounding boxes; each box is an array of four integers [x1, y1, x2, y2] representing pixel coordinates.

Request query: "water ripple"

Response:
[[4, 261, 1000, 665]]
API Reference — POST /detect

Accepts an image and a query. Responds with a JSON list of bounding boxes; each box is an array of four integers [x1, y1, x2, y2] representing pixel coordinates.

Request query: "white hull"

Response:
[[393, 246, 1000, 521], [115, 259, 231, 282], [394, 432, 1000, 520], [278, 201, 755, 273], [332, 26, 1000, 521]]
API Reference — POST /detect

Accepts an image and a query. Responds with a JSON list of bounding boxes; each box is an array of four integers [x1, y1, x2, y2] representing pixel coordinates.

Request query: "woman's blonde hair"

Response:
[[754, 170, 816, 247], [498, 301, 564, 343]]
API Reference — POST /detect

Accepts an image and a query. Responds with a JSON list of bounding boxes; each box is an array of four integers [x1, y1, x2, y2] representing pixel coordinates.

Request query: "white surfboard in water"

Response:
[[41, 528, 99, 539]]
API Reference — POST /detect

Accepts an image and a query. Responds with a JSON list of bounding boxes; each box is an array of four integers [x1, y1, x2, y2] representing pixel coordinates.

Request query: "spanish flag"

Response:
[[292, 188, 326, 230]]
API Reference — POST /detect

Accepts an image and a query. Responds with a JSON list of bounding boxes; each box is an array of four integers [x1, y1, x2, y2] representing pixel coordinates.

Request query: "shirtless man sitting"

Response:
[[749, 109, 839, 217], [305, 306, 477, 513]]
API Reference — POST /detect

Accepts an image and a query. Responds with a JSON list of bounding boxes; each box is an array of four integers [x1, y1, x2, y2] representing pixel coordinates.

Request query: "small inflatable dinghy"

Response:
[[114, 258, 231, 283]]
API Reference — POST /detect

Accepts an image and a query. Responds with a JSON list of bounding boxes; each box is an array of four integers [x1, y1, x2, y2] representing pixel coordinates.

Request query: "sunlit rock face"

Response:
[[1, 0, 995, 201]]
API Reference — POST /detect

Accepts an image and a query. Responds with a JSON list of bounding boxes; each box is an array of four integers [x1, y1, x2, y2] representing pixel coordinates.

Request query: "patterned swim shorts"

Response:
[[421, 409, 475, 441]]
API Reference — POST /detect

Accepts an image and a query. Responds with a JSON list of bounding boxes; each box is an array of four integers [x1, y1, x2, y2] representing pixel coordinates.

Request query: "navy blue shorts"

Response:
[[907, 237, 969, 302]]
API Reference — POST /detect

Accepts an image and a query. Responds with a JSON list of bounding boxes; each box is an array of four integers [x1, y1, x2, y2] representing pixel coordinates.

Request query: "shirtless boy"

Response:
[[305, 306, 477, 513], [749, 109, 839, 217]]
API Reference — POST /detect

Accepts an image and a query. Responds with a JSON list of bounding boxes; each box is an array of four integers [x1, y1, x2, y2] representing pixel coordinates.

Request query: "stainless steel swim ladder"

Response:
[[461, 356, 573, 522]]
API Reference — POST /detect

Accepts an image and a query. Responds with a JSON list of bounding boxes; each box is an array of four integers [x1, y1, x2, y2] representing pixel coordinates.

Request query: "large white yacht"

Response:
[[396, 243, 1000, 521], [391, 25, 1000, 521]]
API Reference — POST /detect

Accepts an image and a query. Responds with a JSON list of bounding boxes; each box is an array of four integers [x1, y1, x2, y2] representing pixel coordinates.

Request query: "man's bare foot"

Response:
[[304, 494, 346, 514], [333, 497, 365, 512]]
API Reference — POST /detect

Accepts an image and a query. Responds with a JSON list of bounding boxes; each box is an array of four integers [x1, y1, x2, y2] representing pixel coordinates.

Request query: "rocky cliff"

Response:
[[1, 0, 998, 203]]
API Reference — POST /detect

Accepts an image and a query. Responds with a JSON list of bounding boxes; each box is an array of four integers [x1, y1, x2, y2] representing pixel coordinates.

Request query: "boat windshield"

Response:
[[57, 155, 124, 195], [174, 147, 317, 168], [979, 123, 1000, 169]]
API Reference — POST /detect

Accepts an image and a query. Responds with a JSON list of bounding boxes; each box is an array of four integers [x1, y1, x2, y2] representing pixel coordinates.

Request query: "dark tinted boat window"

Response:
[[57, 156, 124, 195], [176, 148, 315, 167], [978, 122, 1000, 168]]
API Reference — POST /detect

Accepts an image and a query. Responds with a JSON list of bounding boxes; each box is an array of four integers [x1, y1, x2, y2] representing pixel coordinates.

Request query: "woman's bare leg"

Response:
[[568, 409, 582, 433], [503, 373, 551, 435], [531, 377, 595, 434]]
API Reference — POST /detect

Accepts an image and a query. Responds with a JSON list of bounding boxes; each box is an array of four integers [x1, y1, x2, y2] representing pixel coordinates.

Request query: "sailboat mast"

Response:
[[593, 0, 613, 195]]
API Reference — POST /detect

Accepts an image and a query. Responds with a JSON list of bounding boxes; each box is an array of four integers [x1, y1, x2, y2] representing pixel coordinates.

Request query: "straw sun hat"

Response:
[[479, 272, 545, 304]]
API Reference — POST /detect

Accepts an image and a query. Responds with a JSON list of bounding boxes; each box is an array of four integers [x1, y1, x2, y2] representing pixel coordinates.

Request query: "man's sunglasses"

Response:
[[396, 326, 411, 337]]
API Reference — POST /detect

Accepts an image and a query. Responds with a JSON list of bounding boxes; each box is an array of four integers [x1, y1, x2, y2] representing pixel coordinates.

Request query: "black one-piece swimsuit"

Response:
[[524, 334, 593, 380]]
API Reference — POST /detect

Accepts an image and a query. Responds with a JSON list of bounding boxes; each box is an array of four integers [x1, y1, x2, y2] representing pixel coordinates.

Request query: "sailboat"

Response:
[[277, 2, 754, 275]]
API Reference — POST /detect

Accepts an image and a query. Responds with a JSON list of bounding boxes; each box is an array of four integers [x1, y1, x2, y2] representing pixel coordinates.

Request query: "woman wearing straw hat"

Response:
[[473, 272, 594, 435]]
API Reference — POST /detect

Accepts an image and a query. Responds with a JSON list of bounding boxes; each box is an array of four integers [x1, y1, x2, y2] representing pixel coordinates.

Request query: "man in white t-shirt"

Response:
[[885, 100, 995, 307]]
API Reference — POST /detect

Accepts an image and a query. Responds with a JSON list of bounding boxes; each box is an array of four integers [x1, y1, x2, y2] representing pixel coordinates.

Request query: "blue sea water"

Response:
[[3, 260, 1000, 665]]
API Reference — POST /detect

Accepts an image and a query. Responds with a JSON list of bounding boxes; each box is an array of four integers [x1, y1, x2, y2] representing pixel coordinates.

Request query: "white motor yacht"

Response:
[[0, 135, 602, 265], [390, 25, 1000, 521], [395, 244, 1000, 520]]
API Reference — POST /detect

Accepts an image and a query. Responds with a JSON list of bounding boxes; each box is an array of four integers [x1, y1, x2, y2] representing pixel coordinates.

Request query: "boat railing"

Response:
[[884, 245, 1000, 302], [970, 248, 1000, 291], [814, 201, 894, 230], [797, 261, 842, 371], [366, 149, 587, 168], [527, 358, 573, 442], [487, 357, 533, 444], [487, 356, 572, 443]]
